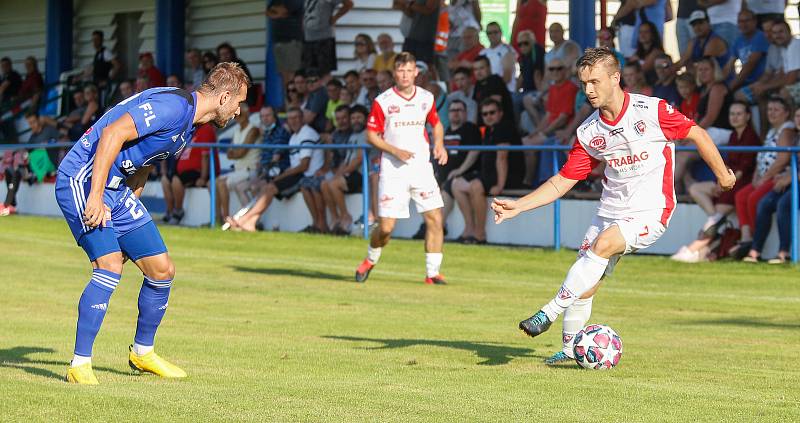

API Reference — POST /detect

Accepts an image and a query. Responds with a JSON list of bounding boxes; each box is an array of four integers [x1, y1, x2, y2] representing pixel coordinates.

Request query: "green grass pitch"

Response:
[[1, 216, 798, 422]]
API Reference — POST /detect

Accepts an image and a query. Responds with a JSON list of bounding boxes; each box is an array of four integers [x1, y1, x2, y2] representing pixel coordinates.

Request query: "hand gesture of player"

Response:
[[717, 168, 736, 192], [433, 143, 448, 166], [392, 147, 415, 163], [491, 198, 521, 224], [83, 194, 111, 228]]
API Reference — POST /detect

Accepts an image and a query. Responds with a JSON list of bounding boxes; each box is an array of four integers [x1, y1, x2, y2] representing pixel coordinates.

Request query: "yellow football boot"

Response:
[[128, 345, 187, 378], [66, 362, 99, 385]]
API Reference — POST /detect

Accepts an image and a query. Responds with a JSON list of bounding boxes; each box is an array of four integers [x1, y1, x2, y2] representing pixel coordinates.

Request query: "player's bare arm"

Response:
[[685, 125, 736, 191], [84, 113, 139, 228], [492, 173, 579, 224], [366, 129, 414, 162], [431, 121, 448, 166]]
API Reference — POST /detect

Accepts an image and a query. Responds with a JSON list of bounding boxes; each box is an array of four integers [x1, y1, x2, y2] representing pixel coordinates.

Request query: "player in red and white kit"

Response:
[[354, 52, 449, 285], [492, 48, 736, 364]]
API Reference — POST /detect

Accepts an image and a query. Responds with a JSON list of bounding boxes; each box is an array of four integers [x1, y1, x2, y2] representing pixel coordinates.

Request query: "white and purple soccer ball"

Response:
[[573, 324, 623, 370]]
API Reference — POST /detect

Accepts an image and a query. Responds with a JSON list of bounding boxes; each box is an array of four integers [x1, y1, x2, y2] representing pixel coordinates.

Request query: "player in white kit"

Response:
[[354, 53, 449, 285], [492, 48, 736, 364]]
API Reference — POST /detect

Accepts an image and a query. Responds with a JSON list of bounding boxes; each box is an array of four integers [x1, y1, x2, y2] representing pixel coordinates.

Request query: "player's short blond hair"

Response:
[[198, 62, 250, 96], [576, 47, 620, 75]]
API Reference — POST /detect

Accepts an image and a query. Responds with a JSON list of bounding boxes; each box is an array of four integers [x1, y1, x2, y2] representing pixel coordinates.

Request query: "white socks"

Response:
[[542, 250, 608, 321], [132, 343, 154, 356], [425, 253, 443, 277], [367, 246, 382, 264], [71, 355, 91, 367], [561, 297, 594, 357]]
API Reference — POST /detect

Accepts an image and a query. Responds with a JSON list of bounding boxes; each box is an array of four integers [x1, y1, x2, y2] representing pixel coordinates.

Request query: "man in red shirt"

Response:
[[448, 27, 484, 73], [162, 123, 217, 224], [138, 52, 165, 89]]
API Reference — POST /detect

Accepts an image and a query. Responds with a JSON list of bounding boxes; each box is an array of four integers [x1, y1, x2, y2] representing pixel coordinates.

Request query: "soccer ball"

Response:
[[572, 324, 623, 370]]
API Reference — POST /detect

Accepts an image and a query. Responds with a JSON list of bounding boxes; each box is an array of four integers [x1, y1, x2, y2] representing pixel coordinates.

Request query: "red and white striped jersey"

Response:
[[367, 86, 440, 176], [560, 92, 695, 225]]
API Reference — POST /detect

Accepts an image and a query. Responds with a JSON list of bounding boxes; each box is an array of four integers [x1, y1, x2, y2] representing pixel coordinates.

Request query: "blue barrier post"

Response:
[[209, 147, 217, 228], [791, 154, 798, 263], [552, 150, 561, 251], [361, 147, 370, 239]]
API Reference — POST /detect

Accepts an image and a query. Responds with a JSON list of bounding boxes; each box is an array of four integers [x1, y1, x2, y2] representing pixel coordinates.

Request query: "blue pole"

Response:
[[209, 147, 217, 228], [552, 150, 561, 251], [264, 1, 284, 109], [155, 0, 185, 79], [569, 0, 597, 51], [361, 147, 370, 239], [45, 0, 73, 87], [791, 154, 798, 263]]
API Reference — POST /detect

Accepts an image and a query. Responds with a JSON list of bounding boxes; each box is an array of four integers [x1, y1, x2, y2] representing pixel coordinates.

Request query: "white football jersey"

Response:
[[367, 86, 440, 176], [560, 93, 695, 225]]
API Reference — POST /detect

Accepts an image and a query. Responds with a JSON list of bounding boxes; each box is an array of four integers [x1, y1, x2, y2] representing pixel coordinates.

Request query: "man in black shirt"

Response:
[[472, 55, 514, 126], [450, 99, 523, 243]]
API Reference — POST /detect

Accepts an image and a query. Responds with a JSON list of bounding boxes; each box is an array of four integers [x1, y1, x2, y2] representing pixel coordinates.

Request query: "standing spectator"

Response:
[[376, 70, 395, 93], [374, 33, 398, 72], [517, 30, 545, 95], [700, 0, 741, 49], [162, 123, 217, 225], [652, 54, 682, 107], [448, 67, 478, 123], [302, 69, 330, 132], [226, 107, 324, 232], [748, 0, 787, 28], [138, 52, 165, 88], [512, 0, 546, 50], [544, 23, 580, 71], [395, 0, 440, 65], [325, 79, 344, 126], [628, 21, 664, 85], [321, 105, 367, 234], [481, 22, 518, 93], [610, 0, 642, 58], [90, 30, 121, 91], [0, 57, 22, 106], [353, 33, 377, 71], [671, 10, 731, 77], [18, 56, 44, 110], [303, 0, 353, 76], [472, 55, 514, 126], [452, 98, 523, 243], [622, 61, 653, 96], [731, 96, 795, 256], [676, 0, 700, 57], [267, 0, 304, 85], [216, 102, 261, 223], [448, 27, 485, 72], [724, 9, 769, 93], [671, 101, 760, 262], [185, 49, 205, 90], [447, 0, 481, 59]]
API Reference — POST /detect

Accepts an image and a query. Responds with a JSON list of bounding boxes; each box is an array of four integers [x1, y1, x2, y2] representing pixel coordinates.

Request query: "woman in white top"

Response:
[[216, 103, 261, 222], [353, 33, 377, 72]]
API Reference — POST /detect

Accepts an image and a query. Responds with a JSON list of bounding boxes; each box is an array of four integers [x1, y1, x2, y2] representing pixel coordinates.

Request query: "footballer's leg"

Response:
[[355, 217, 395, 282], [356, 176, 407, 282], [422, 208, 446, 285]]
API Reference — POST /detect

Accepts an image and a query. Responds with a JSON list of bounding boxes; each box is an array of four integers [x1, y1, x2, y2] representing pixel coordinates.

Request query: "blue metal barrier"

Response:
[[3, 141, 800, 262]]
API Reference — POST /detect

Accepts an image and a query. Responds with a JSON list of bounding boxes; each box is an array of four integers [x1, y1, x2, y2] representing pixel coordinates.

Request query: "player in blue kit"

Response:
[[56, 63, 249, 384]]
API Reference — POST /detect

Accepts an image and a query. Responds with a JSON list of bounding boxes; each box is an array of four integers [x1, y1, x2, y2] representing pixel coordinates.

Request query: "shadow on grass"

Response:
[[0, 346, 130, 381], [688, 318, 800, 330], [230, 265, 352, 282], [324, 336, 539, 365]]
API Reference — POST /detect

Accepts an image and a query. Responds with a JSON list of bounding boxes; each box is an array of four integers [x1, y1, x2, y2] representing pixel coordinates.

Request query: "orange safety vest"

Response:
[[434, 9, 449, 53]]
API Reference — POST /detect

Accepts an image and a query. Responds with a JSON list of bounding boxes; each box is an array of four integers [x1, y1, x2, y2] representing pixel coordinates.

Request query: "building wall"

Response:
[[0, 1, 47, 73]]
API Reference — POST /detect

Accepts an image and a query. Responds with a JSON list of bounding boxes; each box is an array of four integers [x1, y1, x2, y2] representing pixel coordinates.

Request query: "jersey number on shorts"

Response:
[[125, 194, 144, 220]]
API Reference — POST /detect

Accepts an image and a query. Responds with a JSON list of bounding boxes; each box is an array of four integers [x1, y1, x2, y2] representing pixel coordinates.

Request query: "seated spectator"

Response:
[[743, 166, 799, 263], [481, 22, 517, 92], [723, 8, 769, 94], [66, 84, 100, 140], [320, 104, 353, 190], [110, 79, 135, 106], [0, 57, 22, 106], [652, 54, 681, 107], [226, 107, 324, 232], [730, 97, 796, 257], [596, 27, 626, 67], [452, 98, 524, 243], [516, 30, 545, 95], [544, 23, 580, 72], [448, 26, 484, 72], [357, 69, 379, 107], [448, 0, 482, 58], [343, 70, 364, 106], [138, 52, 165, 88], [302, 69, 330, 132], [215, 102, 260, 223], [376, 70, 394, 93], [671, 101, 760, 262], [627, 21, 664, 85], [447, 67, 478, 123], [166, 74, 183, 88], [522, 58, 578, 186], [473, 55, 514, 126], [202, 52, 219, 73], [161, 123, 217, 225], [671, 10, 731, 78], [677, 73, 700, 121], [621, 61, 653, 96], [185, 48, 205, 90], [18, 57, 43, 110], [257, 105, 291, 179], [286, 80, 303, 109], [321, 105, 367, 234], [354, 33, 377, 71], [374, 33, 398, 72], [217, 42, 256, 104], [325, 79, 344, 126]]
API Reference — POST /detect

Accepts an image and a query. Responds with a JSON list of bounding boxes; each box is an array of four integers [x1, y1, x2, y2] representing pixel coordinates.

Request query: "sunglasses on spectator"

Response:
[[548, 66, 565, 71], [481, 109, 498, 116], [518, 41, 531, 47]]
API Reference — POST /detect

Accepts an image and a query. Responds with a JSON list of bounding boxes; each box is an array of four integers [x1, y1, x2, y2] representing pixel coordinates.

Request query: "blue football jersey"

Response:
[[58, 87, 198, 190]]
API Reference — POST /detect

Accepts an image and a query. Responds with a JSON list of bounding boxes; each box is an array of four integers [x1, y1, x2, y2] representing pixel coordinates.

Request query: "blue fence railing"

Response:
[[2, 142, 799, 262]]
